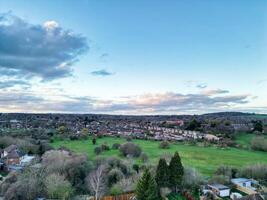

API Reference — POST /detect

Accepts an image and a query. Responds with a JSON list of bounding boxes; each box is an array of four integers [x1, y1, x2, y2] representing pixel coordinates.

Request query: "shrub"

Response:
[[182, 167, 203, 189], [251, 136, 267, 152], [119, 142, 142, 157], [105, 157, 131, 176], [239, 164, 267, 182], [92, 137, 97, 145], [107, 168, 124, 186], [45, 173, 73, 199], [126, 136, 132, 142], [133, 164, 140, 173], [159, 141, 170, 149], [94, 146, 102, 155], [101, 144, 110, 151], [140, 152, 148, 163], [110, 185, 123, 195], [112, 143, 121, 150]]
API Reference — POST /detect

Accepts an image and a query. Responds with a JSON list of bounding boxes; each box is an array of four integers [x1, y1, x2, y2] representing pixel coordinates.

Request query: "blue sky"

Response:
[[0, 0, 266, 114]]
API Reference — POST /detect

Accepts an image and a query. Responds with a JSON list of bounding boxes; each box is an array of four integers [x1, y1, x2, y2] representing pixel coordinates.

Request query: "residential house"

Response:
[[207, 183, 231, 197], [231, 178, 258, 195], [0, 145, 35, 172]]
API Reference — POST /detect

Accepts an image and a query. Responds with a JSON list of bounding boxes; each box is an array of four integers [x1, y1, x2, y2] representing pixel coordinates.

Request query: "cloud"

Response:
[[0, 80, 30, 89], [91, 69, 114, 76], [185, 80, 207, 89], [196, 83, 207, 89], [201, 89, 229, 96], [257, 79, 267, 85], [0, 88, 251, 114], [0, 13, 88, 81], [99, 53, 109, 61]]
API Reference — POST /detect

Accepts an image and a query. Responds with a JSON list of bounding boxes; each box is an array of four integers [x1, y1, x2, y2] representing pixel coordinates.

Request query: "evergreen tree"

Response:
[[169, 151, 184, 192], [146, 178, 162, 200], [155, 158, 169, 188], [136, 168, 162, 200], [135, 168, 151, 200]]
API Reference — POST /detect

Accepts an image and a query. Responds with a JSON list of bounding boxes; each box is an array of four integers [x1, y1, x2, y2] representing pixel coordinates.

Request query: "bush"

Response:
[[45, 173, 73, 199], [132, 164, 140, 173], [101, 143, 110, 151], [94, 146, 102, 155], [112, 143, 121, 149], [182, 167, 203, 189], [107, 168, 124, 186], [126, 136, 132, 142], [159, 141, 170, 149], [239, 164, 267, 182], [92, 137, 96, 145], [110, 184, 123, 195], [251, 136, 267, 152], [119, 142, 142, 157], [105, 157, 131, 176], [140, 152, 148, 163]]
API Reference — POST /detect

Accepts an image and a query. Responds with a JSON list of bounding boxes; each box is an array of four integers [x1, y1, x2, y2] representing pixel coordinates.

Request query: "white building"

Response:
[[207, 184, 230, 197]]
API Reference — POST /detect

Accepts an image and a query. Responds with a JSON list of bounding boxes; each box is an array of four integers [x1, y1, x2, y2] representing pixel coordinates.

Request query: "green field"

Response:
[[235, 132, 267, 148], [51, 137, 267, 176]]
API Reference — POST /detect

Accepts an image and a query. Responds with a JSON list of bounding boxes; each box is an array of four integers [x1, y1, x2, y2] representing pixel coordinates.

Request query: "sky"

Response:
[[0, 0, 267, 115]]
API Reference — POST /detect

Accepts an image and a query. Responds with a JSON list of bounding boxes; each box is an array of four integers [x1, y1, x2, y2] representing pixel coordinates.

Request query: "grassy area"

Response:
[[51, 136, 267, 176], [235, 132, 267, 148]]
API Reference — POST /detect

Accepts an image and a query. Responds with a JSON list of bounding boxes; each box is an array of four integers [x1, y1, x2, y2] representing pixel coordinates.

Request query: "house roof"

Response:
[[4, 144, 18, 153], [208, 183, 230, 190], [231, 178, 252, 184], [7, 150, 20, 159]]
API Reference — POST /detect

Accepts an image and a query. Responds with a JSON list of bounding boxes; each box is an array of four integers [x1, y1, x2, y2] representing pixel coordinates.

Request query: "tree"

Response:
[[136, 169, 161, 200], [253, 120, 263, 132], [119, 142, 142, 157], [155, 158, 169, 188], [146, 178, 161, 200], [45, 173, 73, 200], [81, 128, 89, 135], [169, 152, 184, 192], [92, 137, 97, 145], [57, 125, 67, 134], [159, 141, 170, 149], [133, 164, 140, 173], [86, 165, 107, 200], [136, 168, 151, 200], [186, 119, 201, 131]]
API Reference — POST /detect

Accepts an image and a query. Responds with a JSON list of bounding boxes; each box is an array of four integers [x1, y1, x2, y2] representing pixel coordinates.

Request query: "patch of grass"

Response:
[[235, 132, 267, 148], [51, 136, 267, 176]]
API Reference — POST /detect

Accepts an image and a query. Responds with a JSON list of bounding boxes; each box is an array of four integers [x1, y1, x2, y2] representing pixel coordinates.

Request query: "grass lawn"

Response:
[[235, 132, 267, 148], [51, 136, 267, 176]]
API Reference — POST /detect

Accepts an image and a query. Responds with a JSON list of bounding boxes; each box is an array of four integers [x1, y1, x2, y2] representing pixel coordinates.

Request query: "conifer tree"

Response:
[[169, 151, 184, 192], [146, 177, 162, 200], [136, 168, 162, 200], [135, 168, 151, 200], [155, 158, 169, 188]]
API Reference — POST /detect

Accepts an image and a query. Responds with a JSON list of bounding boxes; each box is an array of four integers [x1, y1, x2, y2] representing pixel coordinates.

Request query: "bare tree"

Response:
[[86, 165, 107, 200]]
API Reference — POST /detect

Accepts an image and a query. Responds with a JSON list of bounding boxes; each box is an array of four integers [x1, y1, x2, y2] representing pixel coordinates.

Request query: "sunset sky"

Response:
[[0, 0, 267, 114]]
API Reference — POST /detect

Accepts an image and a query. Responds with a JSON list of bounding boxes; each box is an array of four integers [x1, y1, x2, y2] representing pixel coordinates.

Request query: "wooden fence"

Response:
[[92, 193, 135, 200]]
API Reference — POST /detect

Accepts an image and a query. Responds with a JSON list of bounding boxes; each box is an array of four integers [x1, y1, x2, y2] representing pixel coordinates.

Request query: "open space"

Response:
[[51, 137, 267, 176], [235, 132, 267, 149]]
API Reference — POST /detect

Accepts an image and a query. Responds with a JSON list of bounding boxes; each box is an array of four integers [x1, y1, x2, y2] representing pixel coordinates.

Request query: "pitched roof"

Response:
[[4, 144, 18, 153], [208, 183, 230, 190]]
